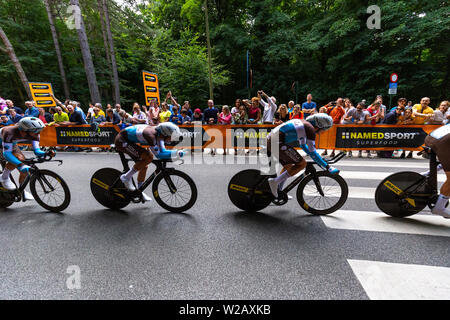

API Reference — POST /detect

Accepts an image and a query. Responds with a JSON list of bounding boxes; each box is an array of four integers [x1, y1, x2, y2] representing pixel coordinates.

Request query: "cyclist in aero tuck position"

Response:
[[114, 122, 185, 202], [267, 113, 340, 198], [0, 117, 48, 201], [422, 125, 450, 219]]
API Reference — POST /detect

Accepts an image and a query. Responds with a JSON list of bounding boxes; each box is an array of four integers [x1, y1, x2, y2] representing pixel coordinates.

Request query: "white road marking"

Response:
[[347, 259, 450, 300], [321, 210, 450, 237]]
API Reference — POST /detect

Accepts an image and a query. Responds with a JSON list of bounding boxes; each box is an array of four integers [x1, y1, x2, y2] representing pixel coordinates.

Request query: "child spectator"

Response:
[[147, 100, 160, 125], [169, 106, 183, 125], [232, 105, 248, 124], [366, 101, 382, 125], [180, 109, 192, 124]]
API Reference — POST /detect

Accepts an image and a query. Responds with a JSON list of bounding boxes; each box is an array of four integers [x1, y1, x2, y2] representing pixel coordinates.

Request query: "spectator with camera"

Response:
[[289, 105, 303, 120], [258, 90, 277, 124], [169, 106, 183, 125], [428, 101, 449, 125], [180, 109, 192, 124]]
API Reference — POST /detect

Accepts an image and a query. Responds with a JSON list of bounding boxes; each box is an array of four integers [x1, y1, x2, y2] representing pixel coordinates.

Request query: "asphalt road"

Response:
[[0, 151, 449, 299]]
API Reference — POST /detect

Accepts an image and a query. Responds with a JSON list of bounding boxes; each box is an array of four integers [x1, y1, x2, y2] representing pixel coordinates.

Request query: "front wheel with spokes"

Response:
[[296, 171, 348, 215], [30, 169, 71, 213], [152, 170, 197, 213]]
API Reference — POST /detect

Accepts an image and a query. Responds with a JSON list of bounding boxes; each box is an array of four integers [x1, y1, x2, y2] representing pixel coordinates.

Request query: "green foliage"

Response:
[[0, 0, 448, 111]]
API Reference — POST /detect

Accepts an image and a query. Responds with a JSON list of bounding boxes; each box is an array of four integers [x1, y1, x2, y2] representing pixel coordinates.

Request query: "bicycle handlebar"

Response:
[[22, 155, 62, 166]]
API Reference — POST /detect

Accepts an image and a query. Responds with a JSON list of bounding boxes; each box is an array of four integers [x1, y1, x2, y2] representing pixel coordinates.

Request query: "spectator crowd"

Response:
[[0, 91, 448, 157]]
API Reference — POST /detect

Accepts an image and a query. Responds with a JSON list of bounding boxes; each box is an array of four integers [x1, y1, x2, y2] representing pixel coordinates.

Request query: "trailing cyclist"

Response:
[[114, 122, 185, 202], [423, 125, 450, 219], [267, 114, 339, 197], [0, 117, 49, 201]]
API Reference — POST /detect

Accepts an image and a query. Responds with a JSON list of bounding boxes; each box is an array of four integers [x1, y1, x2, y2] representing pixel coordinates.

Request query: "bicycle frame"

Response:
[[117, 152, 178, 194], [400, 151, 439, 201]]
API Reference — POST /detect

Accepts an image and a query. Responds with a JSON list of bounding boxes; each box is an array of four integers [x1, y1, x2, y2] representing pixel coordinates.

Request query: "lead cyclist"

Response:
[[267, 113, 340, 198], [114, 122, 185, 202], [422, 125, 450, 219], [0, 117, 50, 201]]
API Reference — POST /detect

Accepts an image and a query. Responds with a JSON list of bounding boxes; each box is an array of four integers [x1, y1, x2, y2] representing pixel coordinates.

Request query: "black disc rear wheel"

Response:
[[375, 171, 429, 217], [228, 169, 273, 212], [90, 168, 131, 210]]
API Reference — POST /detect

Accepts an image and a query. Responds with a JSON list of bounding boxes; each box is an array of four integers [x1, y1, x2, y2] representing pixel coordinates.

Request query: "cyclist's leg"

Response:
[[426, 135, 450, 218], [1, 146, 25, 189], [268, 143, 306, 197]]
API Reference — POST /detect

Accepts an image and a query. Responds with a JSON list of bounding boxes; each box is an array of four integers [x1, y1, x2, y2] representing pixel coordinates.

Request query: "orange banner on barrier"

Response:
[[33, 124, 443, 151]]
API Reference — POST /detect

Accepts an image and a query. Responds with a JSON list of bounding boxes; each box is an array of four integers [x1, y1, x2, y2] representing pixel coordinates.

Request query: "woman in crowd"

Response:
[[159, 102, 172, 123], [289, 105, 303, 120], [231, 99, 243, 116], [132, 103, 147, 124], [147, 100, 160, 125], [367, 101, 382, 125], [274, 104, 290, 125], [218, 105, 232, 125], [246, 98, 261, 124]]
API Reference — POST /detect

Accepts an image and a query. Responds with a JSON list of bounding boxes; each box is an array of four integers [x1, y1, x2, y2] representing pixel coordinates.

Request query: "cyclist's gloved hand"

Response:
[[18, 164, 31, 173], [46, 149, 56, 158], [34, 149, 46, 158], [177, 149, 185, 158], [327, 166, 340, 175]]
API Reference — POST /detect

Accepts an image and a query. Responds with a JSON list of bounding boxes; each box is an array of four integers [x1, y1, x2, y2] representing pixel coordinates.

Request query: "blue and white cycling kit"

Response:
[[268, 119, 337, 173], [0, 126, 45, 170], [120, 125, 179, 160]]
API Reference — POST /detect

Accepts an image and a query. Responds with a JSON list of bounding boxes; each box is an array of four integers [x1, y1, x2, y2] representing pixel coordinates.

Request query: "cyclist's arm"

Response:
[[2, 142, 22, 166], [300, 140, 328, 169], [31, 140, 46, 157], [150, 139, 178, 160]]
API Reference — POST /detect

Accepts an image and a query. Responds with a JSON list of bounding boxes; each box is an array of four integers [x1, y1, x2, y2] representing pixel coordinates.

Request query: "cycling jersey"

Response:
[[116, 125, 177, 160], [425, 125, 450, 171], [267, 119, 329, 169], [0, 126, 44, 166]]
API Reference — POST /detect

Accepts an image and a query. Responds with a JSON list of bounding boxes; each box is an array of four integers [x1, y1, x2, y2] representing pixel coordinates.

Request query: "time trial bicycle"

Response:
[[228, 152, 348, 214], [375, 146, 448, 217], [90, 152, 198, 213], [0, 151, 71, 212]]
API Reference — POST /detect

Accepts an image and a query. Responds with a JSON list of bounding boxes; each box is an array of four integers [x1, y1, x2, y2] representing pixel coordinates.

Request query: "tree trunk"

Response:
[[69, 0, 101, 104], [44, 0, 70, 99], [102, 0, 121, 104], [0, 26, 32, 99], [98, 0, 111, 67]]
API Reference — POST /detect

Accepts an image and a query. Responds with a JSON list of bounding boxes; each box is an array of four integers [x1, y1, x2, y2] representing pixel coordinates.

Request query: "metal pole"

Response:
[[204, 0, 213, 100]]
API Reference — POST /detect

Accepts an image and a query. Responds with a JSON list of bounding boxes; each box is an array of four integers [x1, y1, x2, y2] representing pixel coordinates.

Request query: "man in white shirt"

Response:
[[258, 90, 277, 124]]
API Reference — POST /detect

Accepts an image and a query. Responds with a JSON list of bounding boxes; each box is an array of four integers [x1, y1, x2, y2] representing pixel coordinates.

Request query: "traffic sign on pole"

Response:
[[390, 73, 398, 83]]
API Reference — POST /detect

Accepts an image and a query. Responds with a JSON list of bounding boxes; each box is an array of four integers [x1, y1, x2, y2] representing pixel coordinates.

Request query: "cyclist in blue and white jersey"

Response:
[[114, 122, 185, 202], [266, 113, 339, 197]]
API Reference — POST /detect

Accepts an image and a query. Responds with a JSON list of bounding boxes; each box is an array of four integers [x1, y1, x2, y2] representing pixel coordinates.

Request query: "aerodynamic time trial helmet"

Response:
[[306, 113, 333, 131], [18, 117, 45, 133], [156, 122, 182, 141]]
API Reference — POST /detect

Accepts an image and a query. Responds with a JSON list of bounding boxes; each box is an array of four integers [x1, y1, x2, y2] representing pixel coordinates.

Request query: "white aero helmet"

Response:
[[306, 113, 333, 131], [156, 122, 182, 141], [18, 117, 45, 133]]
